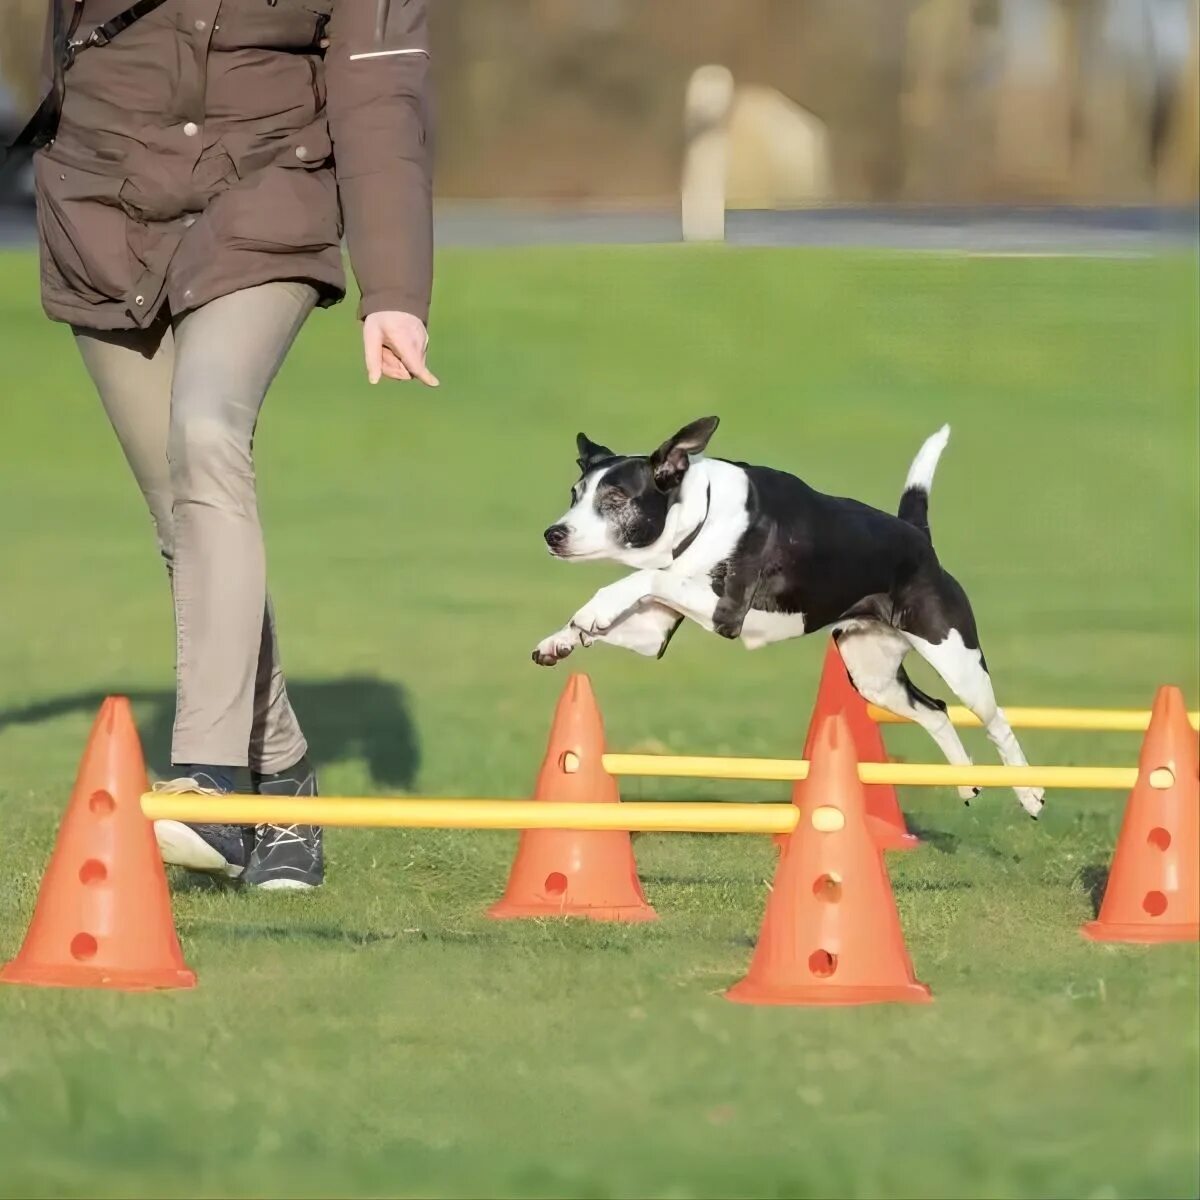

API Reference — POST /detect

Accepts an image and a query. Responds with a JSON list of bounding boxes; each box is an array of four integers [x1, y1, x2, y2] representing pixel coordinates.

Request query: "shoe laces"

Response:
[[256, 822, 313, 848], [152, 776, 225, 797]]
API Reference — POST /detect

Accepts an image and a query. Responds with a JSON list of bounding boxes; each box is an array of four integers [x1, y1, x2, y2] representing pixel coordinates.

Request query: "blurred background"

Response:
[[2, 0, 1198, 231], [1, 7, 1197, 1196]]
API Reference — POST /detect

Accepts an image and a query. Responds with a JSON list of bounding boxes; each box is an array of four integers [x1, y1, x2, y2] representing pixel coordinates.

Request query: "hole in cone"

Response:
[[1148, 767, 1174, 789], [1148, 827, 1171, 851], [1143, 891, 1168, 917], [544, 872, 568, 896], [808, 950, 837, 977], [79, 860, 108, 885], [89, 790, 116, 816], [70, 933, 99, 961], [813, 873, 842, 902], [811, 806, 845, 832], [559, 751, 580, 774]]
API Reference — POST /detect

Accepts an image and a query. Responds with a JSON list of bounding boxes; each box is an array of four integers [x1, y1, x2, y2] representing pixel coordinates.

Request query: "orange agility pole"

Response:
[[727, 712, 932, 1006], [1, 697, 196, 991], [488, 674, 656, 922], [1081, 686, 1199, 944]]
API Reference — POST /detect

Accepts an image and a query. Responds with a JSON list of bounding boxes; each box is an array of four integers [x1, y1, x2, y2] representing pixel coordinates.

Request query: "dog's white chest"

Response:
[[739, 608, 807, 650]]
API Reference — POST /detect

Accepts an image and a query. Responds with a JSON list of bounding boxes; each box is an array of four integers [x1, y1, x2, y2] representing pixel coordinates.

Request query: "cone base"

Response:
[[0, 960, 197, 992], [725, 978, 933, 1006], [486, 899, 657, 922], [1080, 920, 1199, 945], [866, 817, 921, 852]]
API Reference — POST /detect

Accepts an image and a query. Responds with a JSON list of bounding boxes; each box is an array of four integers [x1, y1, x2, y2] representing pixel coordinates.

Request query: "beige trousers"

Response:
[[74, 281, 317, 772]]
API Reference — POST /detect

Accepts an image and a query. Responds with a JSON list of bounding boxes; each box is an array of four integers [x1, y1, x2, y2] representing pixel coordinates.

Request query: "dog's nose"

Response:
[[544, 524, 568, 549]]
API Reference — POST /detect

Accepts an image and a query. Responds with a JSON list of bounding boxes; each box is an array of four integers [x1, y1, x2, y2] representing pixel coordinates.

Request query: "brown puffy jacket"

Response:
[[35, 0, 432, 331]]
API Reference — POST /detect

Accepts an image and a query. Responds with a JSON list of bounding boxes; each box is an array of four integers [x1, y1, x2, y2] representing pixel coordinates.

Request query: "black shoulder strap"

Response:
[[1, 0, 169, 165], [67, 0, 172, 57]]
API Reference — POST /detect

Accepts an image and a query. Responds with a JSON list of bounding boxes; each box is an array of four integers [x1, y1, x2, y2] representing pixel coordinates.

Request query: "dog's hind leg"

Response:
[[903, 628, 1043, 819], [834, 624, 980, 802]]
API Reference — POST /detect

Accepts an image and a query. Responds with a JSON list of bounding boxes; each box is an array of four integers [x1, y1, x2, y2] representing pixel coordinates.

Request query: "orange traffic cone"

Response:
[[728, 711, 932, 1005], [774, 640, 918, 852], [1081, 685, 1199, 944], [1, 697, 196, 991], [488, 674, 656, 922]]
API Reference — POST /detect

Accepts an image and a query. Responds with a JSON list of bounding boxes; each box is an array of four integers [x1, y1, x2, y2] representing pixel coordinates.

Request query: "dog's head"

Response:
[[543, 416, 720, 562]]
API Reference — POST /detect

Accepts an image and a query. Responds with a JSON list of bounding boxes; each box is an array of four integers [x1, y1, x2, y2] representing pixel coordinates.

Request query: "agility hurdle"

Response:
[[142, 796, 797, 834], [866, 704, 1200, 732], [7, 675, 1197, 1001], [141, 759, 1177, 829], [602, 756, 1172, 790]]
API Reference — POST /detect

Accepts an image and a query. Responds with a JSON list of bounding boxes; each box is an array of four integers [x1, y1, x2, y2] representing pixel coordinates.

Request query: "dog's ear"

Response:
[[576, 433, 614, 472], [650, 416, 719, 491]]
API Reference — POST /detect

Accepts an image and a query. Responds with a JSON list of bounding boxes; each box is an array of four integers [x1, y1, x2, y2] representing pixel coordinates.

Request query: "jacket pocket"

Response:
[[34, 156, 132, 304], [216, 163, 341, 255]]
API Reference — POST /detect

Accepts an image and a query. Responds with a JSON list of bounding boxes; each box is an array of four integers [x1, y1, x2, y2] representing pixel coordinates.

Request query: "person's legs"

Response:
[[168, 281, 324, 887], [167, 280, 316, 772], [74, 307, 311, 778], [74, 281, 322, 883]]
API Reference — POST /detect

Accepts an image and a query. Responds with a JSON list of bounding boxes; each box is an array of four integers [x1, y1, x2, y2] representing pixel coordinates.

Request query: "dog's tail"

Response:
[[897, 424, 950, 541]]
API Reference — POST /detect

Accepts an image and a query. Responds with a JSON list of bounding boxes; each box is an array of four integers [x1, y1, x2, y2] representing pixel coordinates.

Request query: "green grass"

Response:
[[0, 245, 1197, 1200]]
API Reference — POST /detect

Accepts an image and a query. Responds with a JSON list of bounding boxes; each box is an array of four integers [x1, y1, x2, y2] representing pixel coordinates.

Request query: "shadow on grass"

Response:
[[0, 675, 420, 790], [904, 819, 960, 854], [1079, 863, 1110, 917]]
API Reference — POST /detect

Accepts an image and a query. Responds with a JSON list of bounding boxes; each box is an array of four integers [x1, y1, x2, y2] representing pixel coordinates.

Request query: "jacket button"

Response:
[[183, 122, 199, 137], [295, 146, 308, 160], [135, 295, 145, 306], [194, 19, 206, 30]]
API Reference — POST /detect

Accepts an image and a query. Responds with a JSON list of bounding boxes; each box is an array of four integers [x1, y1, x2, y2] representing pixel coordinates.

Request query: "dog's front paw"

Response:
[[569, 605, 613, 639], [532, 630, 577, 667]]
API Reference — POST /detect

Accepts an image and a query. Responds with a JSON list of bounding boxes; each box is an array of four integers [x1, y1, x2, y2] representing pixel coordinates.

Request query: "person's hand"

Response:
[[363, 311, 439, 387]]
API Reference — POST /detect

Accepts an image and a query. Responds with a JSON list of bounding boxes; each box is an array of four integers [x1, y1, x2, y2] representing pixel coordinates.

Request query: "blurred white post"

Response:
[[681, 64, 735, 242]]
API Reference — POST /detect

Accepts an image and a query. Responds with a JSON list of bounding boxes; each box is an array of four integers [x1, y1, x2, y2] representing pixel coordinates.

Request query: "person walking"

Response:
[[20, 0, 436, 888]]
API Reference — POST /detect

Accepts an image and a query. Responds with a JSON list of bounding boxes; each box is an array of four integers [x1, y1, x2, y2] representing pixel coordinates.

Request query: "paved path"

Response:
[[3, 202, 1196, 254]]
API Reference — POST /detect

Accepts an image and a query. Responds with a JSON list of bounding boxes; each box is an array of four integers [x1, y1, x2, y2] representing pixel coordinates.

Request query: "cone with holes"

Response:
[[1, 696, 196, 990], [774, 639, 918, 852], [1081, 685, 1199, 944], [728, 710, 932, 1005], [488, 673, 656, 922]]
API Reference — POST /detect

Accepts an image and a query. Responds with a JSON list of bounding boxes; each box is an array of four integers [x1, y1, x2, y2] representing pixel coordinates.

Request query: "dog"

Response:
[[532, 416, 1044, 818]]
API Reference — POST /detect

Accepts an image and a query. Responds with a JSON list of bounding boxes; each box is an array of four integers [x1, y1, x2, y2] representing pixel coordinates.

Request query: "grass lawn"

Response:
[[0, 244, 1197, 1200]]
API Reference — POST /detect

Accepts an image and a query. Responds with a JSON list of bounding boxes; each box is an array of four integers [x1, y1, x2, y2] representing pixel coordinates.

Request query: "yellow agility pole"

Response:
[[142, 795, 799, 835], [142, 764, 1174, 833], [602, 753, 1169, 790], [866, 704, 1200, 732]]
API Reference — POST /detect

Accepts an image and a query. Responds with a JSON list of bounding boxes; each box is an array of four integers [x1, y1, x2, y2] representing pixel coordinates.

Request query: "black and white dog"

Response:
[[532, 417, 1043, 818]]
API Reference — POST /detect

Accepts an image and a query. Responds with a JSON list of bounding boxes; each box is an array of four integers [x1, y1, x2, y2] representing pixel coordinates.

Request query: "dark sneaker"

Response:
[[152, 771, 250, 880], [242, 759, 323, 890]]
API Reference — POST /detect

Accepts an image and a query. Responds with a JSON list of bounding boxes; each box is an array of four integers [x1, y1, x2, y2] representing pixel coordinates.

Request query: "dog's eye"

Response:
[[570, 484, 582, 505]]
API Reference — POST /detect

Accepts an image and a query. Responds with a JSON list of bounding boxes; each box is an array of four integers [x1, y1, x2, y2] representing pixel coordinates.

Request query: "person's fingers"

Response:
[[381, 345, 412, 381], [393, 336, 440, 387], [363, 320, 384, 385]]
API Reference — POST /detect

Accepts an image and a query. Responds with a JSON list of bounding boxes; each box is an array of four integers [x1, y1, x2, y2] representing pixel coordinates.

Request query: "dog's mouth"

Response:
[[546, 544, 606, 562]]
